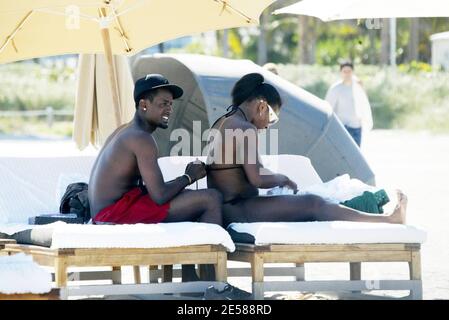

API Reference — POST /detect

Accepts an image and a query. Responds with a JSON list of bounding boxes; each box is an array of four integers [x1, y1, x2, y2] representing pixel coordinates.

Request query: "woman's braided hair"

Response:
[[231, 73, 282, 108]]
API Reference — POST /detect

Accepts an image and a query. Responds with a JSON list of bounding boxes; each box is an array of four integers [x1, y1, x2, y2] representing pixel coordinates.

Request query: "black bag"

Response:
[[59, 182, 91, 223]]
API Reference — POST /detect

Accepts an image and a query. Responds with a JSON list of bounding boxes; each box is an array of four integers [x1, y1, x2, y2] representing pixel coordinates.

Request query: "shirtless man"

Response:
[[88, 74, 222, 281], [206, 72, 407, 227]]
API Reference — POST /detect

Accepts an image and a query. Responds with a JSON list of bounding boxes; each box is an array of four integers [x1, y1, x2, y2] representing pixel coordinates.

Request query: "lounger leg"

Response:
[[54, 258, 68, 288], [112, 266, 121, 284], [149, 265, 159, 283], [350, 262, 362, 280], [409, 251, 423, 300], [251, 253, 264, 300], [295, 263, 305, 281], [133, 266, 141, 284], [350, 262, 362, 294], [214, 252, 227, 282], [163, 265, 173, 282]]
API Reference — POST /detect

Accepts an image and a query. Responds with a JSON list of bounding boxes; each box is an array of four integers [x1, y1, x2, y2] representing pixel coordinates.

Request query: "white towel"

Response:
[[229, 221, 427, 245], [0, 221, 235, 252], [0, 222, 60, 236], [0, 253, 52, 294], [267, 174, 380, 203], [51, 222, 235, 252]]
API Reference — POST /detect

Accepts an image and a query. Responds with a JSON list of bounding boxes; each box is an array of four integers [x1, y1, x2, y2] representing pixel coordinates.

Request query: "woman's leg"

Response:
[[224, 190, 407, 225]]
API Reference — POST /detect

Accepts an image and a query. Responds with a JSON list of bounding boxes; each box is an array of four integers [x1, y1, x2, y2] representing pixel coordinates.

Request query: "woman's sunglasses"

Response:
[[267, 103, 279, 126]]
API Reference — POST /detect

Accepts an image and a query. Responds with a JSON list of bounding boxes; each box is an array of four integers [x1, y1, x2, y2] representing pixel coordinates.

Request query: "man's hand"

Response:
[[185, 160, 206, 183]]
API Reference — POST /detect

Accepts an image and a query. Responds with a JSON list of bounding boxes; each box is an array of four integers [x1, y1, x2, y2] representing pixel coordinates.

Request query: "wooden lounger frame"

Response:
[[2, 243, 228, 299], [228, 242, 422, 300], [0, 239, 16, 249]]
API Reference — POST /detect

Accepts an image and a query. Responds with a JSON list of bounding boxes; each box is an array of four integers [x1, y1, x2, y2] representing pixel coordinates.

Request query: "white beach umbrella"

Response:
[[73, 54, 134, 150], [274, 0, 449, 21]]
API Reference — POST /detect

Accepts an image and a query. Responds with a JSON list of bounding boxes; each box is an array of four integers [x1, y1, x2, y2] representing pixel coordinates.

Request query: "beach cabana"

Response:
[[132, 53, 375, 185]]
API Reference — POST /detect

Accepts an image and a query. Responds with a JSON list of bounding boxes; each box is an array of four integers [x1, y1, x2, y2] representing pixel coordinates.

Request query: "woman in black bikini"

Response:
[[206, 73, 407, 227]]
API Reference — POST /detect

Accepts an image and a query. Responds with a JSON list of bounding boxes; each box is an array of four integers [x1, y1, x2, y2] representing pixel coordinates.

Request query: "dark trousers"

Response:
[[344, 125, 362, 147]]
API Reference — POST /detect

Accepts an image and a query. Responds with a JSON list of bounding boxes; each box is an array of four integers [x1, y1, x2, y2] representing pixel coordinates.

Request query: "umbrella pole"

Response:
[[100, 8, 122, 127]]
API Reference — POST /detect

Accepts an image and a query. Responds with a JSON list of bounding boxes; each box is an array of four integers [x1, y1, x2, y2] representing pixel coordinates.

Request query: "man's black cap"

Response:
[[134, 74, 183, 103]]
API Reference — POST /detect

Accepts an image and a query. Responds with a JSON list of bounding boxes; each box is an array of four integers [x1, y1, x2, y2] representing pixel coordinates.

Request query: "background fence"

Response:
[[0, 107, 73, 128]]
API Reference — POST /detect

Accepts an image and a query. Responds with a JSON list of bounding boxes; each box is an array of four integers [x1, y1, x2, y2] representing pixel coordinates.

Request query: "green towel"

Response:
[[341, 189, 390, 214]]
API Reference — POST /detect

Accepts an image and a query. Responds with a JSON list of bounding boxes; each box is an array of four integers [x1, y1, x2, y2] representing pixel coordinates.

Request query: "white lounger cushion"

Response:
[[0, 154, 319, 224], [228, 221, 427, 245], [0, 156, 95, 224], [0, 253, 52, 294], [50, 221, 235, 252]]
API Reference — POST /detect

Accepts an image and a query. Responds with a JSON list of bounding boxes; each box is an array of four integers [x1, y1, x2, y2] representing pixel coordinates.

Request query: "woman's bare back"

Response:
[[206, 115, 258, 203]]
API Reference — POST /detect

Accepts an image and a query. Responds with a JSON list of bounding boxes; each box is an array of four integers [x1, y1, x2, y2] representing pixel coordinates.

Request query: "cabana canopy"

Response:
[[132, 54, 375, 185]]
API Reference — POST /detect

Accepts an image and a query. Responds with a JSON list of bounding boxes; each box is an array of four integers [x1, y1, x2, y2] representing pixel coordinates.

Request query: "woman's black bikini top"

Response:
[[205, 105, 247, 173]]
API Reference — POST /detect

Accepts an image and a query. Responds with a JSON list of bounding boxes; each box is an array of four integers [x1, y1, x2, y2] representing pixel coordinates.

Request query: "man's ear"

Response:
[[138, 99, 147, 111]]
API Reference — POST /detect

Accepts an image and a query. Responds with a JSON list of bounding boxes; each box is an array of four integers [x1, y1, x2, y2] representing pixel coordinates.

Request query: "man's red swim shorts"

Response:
[[93, 187, 170, 224]]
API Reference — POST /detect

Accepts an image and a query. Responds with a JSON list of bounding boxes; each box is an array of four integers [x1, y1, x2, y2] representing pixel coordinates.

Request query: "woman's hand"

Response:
[[278, 174, 298, 194]]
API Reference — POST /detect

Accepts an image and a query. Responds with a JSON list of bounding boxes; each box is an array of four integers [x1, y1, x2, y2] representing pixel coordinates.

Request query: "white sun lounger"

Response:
[[224, 155, 426, 300], [0, 156, 232, 298], [227, 221, 425, 300], [1, 154, 427, 299], [2, 221, 234, 299], [161, 154, 426, 299]]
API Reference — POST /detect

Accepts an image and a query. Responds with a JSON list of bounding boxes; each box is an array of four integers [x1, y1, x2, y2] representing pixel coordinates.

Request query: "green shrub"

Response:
[[0, 118, 73, 138], [1, 61, 449, 135], [0, 62, 75, 111], [398, 61, 433, 73]]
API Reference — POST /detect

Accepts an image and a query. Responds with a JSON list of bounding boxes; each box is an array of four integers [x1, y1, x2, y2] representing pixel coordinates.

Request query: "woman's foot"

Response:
[[388, 190, 408, 224]]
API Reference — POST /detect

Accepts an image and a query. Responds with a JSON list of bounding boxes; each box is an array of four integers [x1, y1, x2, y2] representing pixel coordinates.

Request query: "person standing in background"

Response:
[[263, 62, 279, 75], [325, 61, 373, 147]]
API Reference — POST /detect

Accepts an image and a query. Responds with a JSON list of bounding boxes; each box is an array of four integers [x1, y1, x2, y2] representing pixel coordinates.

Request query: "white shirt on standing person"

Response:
[[325, 64, 373, 133]]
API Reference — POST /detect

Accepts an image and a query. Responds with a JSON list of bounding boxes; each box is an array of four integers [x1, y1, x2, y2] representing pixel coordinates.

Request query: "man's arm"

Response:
[[131, 134, 190, 205]]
